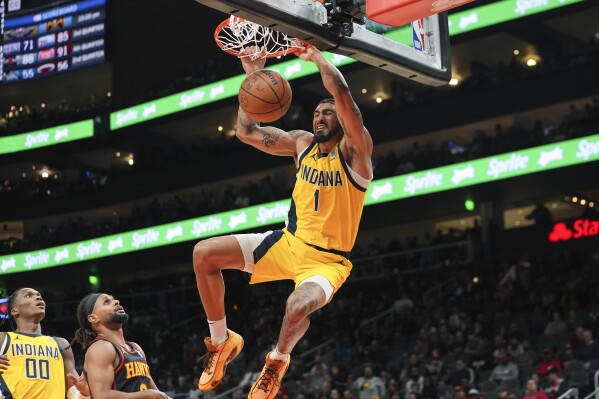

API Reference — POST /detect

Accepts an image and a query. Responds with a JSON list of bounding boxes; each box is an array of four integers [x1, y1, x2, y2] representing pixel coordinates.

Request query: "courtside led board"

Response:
[[2, 131, 599, 275]]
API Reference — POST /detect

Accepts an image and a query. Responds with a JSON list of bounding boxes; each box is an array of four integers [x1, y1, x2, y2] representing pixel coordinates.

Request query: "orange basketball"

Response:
[[238, 69, 292, 123]]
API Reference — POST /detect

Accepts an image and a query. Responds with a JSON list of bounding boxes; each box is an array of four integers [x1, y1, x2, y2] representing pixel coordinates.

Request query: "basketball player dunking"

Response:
[[193, 44, 373, 399], [72, 293, 171, 399], [0, 288, 88, 399]]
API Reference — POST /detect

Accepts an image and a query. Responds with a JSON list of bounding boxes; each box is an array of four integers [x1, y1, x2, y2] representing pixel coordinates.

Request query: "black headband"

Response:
[[82, 293, 101, 330]]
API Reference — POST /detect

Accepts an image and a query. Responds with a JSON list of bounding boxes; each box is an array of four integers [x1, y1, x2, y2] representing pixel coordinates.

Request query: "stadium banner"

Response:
[[109, 52, 350, 130], [109, 0, 582, 130], [0, 119, 94, 155], [364, 134, 598, 205], [446, 0, 583, 36], [1, 132, 598, 274]]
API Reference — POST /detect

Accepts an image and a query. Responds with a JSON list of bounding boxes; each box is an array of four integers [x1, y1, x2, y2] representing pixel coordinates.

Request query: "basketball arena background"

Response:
[[1, 0, 599, 398]]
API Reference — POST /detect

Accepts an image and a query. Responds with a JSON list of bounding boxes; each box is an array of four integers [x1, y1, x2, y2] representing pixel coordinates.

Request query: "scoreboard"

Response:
[[1, 0, 106, 83]]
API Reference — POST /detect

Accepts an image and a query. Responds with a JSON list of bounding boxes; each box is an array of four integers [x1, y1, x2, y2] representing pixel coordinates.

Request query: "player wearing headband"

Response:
[[72, 293, 171, 399]]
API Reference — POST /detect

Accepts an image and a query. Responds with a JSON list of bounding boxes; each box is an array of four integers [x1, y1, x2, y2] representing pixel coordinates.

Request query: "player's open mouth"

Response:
[[36, 302, 45, 309], [115, 306, 125, 313]]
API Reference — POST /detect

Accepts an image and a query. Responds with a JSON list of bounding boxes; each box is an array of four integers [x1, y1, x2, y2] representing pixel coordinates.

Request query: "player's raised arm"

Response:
[[297, 46, 373, 163], [235, 52, 312, 158]]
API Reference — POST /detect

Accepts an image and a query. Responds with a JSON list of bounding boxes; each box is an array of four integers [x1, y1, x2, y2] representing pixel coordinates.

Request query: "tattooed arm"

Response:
[[236, 52, 312, 157], [297, 46, 373, 176], [236, 107, 311, 157]]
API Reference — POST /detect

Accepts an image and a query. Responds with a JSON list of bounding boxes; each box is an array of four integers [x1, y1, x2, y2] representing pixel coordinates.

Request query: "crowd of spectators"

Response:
[[3, 11, 599, 399], [0, 173, 291, 255], [2, 98, 598, 257], [34, 245, 599, 399], [3, 29, 597, 137], [372, 99, 599, 180], [0, 94, 112, 136]]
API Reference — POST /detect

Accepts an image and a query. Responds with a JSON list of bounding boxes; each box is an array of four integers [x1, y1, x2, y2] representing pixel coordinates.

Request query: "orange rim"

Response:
[[214, 17, 312, 59]]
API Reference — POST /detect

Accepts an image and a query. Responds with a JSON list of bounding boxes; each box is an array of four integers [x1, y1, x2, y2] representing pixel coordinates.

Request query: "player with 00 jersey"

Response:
[[0, 287, 88, 399]]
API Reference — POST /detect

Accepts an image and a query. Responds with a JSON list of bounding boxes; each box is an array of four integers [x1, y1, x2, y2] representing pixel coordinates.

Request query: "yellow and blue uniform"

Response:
[[0, 332, 65, 399], [288, 141, 368, 252], [244, 141, 371, 297]]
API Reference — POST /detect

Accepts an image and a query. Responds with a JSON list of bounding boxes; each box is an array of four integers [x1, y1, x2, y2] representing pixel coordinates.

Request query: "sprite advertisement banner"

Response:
[[109, 0, 582, 130], [365, 133, 599, 205], [0, 120, 94, 155], [447, 0, 583, 35], [0, 200, 292, 275], [1, 132, 599, 275], [109, 52, 353, 130]]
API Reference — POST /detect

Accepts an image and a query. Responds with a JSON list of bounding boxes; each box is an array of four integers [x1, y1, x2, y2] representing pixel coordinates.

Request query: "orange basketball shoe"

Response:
[[198, 329, 244, 392], [247, 351, 290, 399]]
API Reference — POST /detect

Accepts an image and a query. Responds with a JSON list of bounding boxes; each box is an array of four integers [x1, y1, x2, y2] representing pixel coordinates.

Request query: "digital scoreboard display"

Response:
[[1, 0, 106, 83]]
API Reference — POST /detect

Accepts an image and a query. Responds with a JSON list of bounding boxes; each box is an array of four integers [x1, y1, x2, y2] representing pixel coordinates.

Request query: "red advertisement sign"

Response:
[[548, 219, 599, 243]]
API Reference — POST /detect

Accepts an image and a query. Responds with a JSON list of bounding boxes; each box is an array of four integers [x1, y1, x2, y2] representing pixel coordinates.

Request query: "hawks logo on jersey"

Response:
[[125, 361, 151, 379]]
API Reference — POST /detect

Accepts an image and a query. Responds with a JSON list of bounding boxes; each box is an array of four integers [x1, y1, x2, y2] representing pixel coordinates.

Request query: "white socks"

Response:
[[269, 346, 290, 361], [208, 317, 228, 345]]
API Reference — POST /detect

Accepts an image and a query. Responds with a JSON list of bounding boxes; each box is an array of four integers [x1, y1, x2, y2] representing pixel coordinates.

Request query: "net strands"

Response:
[[215, 16, 307, 59]]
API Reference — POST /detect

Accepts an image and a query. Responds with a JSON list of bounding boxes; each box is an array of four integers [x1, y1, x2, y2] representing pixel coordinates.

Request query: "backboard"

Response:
[[195, 0, 452, 86]]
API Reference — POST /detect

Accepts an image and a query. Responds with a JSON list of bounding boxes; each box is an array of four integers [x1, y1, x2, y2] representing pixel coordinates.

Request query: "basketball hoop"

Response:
[[214, 16, 309, 59]]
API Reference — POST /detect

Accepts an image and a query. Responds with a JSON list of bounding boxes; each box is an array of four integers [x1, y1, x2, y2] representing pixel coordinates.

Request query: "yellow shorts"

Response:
[[234, 229, 352, 301]]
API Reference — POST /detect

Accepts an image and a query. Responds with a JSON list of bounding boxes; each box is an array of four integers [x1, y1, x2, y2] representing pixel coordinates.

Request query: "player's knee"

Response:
[[193, 240, 218, 274], [285, 291, 317, 320]]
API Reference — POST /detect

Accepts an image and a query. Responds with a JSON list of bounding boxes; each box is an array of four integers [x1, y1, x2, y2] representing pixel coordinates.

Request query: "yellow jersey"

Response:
[[287, 142, 370, 253], [0, 332, 65, 399]]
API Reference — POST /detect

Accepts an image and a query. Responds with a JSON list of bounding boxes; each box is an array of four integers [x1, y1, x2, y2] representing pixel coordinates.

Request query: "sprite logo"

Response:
[[24, 251, 51, 269], [25, 132, 50, 147], [131, 229, 160, 249], [458, 12, 478, 30], [192, 217, 223, 237], [257, 203, 289, 224], [166, 225, 183, 241], [576, 139, 599, 160], [487, 154, 529, 178], [515, 0, 548, 15], [370, 181, 393, 201], [143, 104, 157, 119], [537, 147, 563, 167], [108, 237, 124, 253], [451, 165, 475, 185], [180, 90, 205, 108], [404, 172, 443, 195], [54, 248, 69, 263], [228, 212, 248, 229], [1, 258, 17, 272], [77, 241, 103, 260], [114, 109, 139, 127], [54, 128, 69, 141], [284, 62, 302, 78]]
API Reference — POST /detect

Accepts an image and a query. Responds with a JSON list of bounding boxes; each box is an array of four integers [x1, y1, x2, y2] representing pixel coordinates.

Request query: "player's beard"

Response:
[[108, 312, 129, 324], [313, 126, 341, 143]]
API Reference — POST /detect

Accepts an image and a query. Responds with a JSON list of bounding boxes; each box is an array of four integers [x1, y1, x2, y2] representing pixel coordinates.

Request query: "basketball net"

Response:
[[214, 16, 308, 59]]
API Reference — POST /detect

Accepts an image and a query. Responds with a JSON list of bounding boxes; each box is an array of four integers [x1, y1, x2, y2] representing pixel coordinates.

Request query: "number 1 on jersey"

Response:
[[314, 188, 320, 212]]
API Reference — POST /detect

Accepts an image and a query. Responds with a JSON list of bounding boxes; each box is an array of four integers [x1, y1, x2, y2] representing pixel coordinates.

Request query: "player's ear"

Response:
[[10, 308, 18, 317], [87, 313, 99, 325]]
